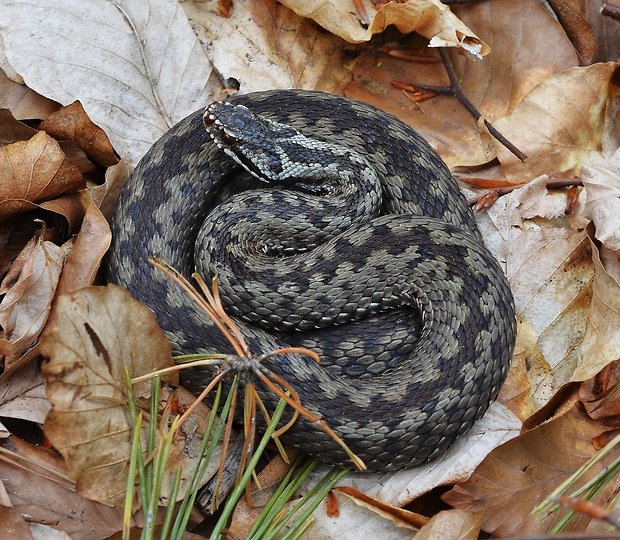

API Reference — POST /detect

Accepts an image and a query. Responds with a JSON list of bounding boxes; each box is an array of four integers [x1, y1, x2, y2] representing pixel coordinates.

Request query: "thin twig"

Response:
[[395, 48, 528, 162], [467, 177, 583, 207]]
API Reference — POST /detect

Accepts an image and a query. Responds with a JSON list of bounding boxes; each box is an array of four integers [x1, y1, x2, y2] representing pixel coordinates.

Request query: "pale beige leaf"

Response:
[[573, 241, 620, 382], [442, 406, 613, 536], [183, 0, 351, 94], [0, 238, 64, 367], [40, 285, 174, 506], [299, 487, 417, 539], [478, 176, 594, 417], [0, 131, 83, 218], [493, 62, 618, 181], [279, 0, 488, 55], [0, 363, 49, 425], [0, 0, 217, 165], [335, 402, 520, 507], [415, 509, 482, 540]]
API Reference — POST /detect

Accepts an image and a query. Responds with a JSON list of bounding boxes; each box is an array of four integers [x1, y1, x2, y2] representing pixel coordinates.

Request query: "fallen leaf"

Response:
[[40, 285, 173, 505], [55, 202, 111, 295], [584, 0, 620, 63], [0, 108, 37, 144], [493, 62, 619, 181], [0, 131, 84, 218], [299, 486, 418, 539], [0, 506, 33, 539], [0, 67, 58, 120], [0, 362, 49, 425], [183, 0, 351, 94], [0, 237, 65, 369], [0, 435, 125, 539], [478, 176, 595, 418], [580, 360, 620, 421], [347, 0, 579, 168], [548, 0, 596, 65], [442, 405, 614, 536], [280, 0, 488, 55], [335, 401, 520, 507], [40, 285, 226, 508], [573, 240, 620, 382], [0, 0, 218, 165], [415, 509, 482, 540], [39, 101, 119, 167]]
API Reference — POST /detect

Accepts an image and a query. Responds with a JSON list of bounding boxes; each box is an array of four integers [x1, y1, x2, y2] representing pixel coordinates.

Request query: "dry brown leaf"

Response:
[[0, 505, 34, 539], [0, 67, 58, 121], [442, 405, 613, 536], [40, 285, 225, 508], [548, 0, 596, 65], [0, 218, 44, 281], [280, 0, 488, 55], [0, 108, 37, 144], [0, 435, 125, 539], [0, 130, 84, 218], [347, 0, 579, 168], [415, 509, 482, 540], [0, 237, 64, 369], [39, 101, 119, 167], [494, 62, 618, 181], [585, 0, 620, 62], [55, 202, 111, 295], [580, 360, 620, 421], [40, 285, 173, 506], [0, 362, 49, 425]]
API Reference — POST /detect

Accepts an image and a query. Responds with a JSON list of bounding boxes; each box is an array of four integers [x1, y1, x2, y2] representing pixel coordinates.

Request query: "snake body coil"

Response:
[[108, 90, 516, 471]]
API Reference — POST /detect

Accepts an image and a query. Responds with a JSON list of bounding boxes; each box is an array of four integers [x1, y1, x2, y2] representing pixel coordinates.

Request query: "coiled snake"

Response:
[[108, 90, 516, 471]]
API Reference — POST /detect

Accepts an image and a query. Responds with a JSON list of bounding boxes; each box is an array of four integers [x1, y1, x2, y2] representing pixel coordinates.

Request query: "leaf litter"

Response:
[[0, 0, 619, 537]]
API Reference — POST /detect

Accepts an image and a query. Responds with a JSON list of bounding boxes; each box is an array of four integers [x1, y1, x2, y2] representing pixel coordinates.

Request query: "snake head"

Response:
[[204, 101, 298, 183]]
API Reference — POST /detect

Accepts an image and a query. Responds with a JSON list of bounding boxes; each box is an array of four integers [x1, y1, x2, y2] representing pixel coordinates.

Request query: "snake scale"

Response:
[[108, 90, 516, 471]]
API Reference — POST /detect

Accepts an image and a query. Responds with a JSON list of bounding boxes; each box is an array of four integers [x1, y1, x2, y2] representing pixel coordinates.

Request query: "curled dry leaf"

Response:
[[0, 237, 64, 370], [0, 130, 83, 219], [55, 202, 111, 295], [39, 101, 119, 167], [347, 0, 579, 168], [442, 405, 615, 536], [40, 285, 224, 507], [280, 0, 488, 55], [493, 62, 619, 181], [547, 0, 596, 65]]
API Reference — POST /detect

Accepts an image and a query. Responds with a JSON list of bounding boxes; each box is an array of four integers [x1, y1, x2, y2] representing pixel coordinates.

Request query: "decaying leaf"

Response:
[[0, 67, 58, 120], [0, 435, 125, 539], [442, 405, 614, 536], [280, 0, 488, 55], [0, 236, 65, 369], [0, 130, 84, 218], [40, 285, 224, 507], [493, 62, 618, 181], [39, 101, 119, 167]]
